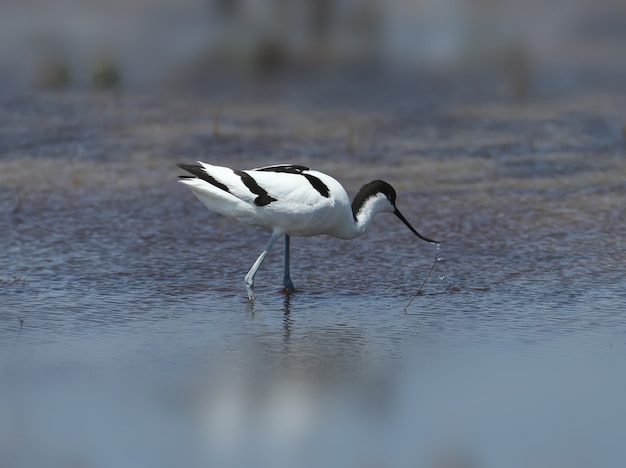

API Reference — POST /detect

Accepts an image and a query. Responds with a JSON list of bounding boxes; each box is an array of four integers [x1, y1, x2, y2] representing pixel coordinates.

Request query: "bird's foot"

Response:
[[281, 280, 296, 295], [245, 282, 256, 300]]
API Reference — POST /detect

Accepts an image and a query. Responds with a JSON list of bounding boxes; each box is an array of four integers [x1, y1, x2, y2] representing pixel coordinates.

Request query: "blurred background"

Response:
[[1, 0, 625, 94]]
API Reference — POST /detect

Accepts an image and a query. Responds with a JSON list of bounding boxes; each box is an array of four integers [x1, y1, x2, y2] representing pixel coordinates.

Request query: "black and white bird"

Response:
[[177, 162, 439, 299]]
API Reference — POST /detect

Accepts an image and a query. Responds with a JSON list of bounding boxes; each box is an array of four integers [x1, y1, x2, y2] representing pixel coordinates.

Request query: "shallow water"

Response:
[[1, 79, 626, 467]]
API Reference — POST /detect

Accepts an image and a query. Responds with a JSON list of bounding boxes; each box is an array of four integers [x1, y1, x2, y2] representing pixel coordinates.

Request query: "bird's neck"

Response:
[[341, 192, 390, 239], [352, 207, 377, 237]]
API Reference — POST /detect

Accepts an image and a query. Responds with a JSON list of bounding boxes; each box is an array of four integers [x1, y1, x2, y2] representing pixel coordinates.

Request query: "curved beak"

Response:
[[394, 208, 440, 244]]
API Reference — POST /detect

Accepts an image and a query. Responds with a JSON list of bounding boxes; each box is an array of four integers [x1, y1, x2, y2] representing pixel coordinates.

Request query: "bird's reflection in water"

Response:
[[282, 293, 293, 357], [204, 334, 385, 461], [199, 294, 401, 467]]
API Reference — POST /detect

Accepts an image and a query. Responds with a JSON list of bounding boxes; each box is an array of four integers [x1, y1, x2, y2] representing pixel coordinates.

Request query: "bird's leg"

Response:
[[283, 235, 296, 293], [244, 232, 281, 300]]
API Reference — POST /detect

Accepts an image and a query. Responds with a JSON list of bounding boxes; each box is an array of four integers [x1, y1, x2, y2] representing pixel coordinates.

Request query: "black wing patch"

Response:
[[177, 163, 230, 193], [255, 165, 330, 198], [255, 164, 310, 174], [234, 170, 277, 206], [303, 174, 330, 198]]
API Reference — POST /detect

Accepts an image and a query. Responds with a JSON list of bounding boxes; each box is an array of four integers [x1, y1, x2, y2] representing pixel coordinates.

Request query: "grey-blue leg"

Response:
[[283, 235, 296, 293], [244, 232, 282, 300]]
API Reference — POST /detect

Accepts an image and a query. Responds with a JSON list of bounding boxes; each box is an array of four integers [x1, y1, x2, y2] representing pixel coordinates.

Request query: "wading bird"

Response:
[[177, 162, 439, 299]]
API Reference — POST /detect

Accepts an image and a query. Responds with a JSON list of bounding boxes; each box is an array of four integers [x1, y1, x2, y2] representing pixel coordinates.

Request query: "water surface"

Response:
[[2, 80, 626, 467]]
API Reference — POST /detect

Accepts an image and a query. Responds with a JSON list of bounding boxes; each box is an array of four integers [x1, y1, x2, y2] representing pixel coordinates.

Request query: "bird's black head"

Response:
[[352, 180, 439, 244], [374, 180, 397, 205], [352, 180, 396, 217]]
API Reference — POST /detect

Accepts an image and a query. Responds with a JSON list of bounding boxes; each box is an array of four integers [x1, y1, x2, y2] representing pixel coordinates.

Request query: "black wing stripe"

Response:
[[234, 170, 277, 206], [177, 164, 230, 193], [255, 165, 310, 174], [303, 174, 330, 198], [255, 165, 330, 198]]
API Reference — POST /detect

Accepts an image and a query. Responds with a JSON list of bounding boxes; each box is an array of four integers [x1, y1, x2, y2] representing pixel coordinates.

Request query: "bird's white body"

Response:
[[179, 164, 377, 239], [177, 162, 437, 299]]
